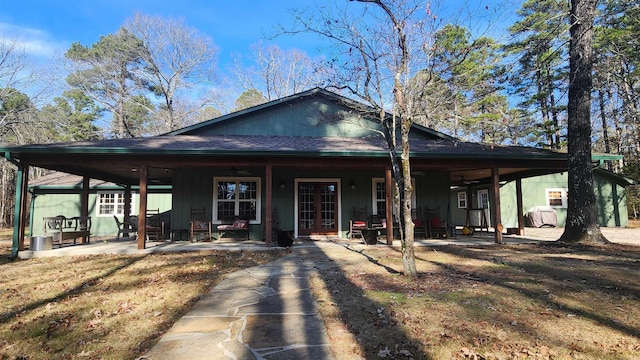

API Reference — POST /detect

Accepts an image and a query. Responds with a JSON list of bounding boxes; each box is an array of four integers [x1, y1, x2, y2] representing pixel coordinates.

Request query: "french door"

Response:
[[298, 182, 338, 235]]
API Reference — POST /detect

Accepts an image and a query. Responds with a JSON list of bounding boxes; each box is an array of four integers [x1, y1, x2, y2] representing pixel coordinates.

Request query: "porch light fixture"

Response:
[[279, 181, 286, 189], [350, 180, 356, 189]]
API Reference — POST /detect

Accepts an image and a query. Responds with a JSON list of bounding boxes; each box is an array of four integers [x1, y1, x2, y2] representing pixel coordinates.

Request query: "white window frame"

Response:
[[96, 192, 133, 217], [457, 191, 467, 209], [371, 178, 387, 215], [371, 178, 416, 215], [213, 177, 261, 224], [546, 188, 568, 208]]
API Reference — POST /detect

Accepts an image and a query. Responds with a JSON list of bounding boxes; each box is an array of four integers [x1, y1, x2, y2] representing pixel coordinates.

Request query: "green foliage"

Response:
[[414, 24, 511, 144], [65, 29, 148, 138], [234, 89, 267, 112], [0, 88, 37, 142], [39, 89, 103, 141], [505, 0, 570, 149], [122, 95, 154, 137]]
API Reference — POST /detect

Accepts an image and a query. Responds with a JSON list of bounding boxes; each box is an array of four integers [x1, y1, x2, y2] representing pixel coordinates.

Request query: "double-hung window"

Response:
[[371, 178, 416, 215], [457, 192, 467, 208], [96, 192, 128, 217], [546, 188, 568, 208], [213, 177, 261, 223]]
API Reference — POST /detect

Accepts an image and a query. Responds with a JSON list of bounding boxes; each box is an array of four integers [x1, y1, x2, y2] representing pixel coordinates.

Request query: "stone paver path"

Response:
[[141, 244, 351, 360]]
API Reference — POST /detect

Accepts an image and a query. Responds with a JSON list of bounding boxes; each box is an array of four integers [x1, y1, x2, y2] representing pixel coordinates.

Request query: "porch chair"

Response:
[[113, 215, 135, 240], [349, 206, 368, 241], [425, 207, 447, 238], [145, 209, 165, 242], [190, 207, 212, 242], [411, 207, 428, 239]]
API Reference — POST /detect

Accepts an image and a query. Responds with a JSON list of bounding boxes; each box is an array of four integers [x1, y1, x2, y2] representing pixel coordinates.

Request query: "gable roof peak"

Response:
[[164, 87, 455, 141]]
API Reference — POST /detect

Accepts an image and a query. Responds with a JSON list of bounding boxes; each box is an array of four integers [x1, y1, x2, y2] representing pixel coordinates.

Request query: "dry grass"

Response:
[[2, 226, 640, 359], [0, 235, 287, 360], [313, 243, 640, 360]]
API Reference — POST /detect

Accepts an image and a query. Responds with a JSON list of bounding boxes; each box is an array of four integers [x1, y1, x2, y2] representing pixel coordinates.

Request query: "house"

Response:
[[3, 88, 594, 255], [449, 168, 633, 231]]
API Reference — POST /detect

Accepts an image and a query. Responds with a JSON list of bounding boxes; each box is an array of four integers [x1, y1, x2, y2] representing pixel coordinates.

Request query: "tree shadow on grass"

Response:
[[0, 255, 148, 326], [309, 241, 432, 359], [426, 244, 640, 341]]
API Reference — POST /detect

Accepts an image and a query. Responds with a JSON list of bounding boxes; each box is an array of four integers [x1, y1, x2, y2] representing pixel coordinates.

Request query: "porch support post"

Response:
[[137, 165, 148, 250], [81, 177, 89, 217], [124, 185, 132, 223], [385, 168, 393, 245], [516, 178, 525, 235], [491, 166, 503, 244], [11, 163, 29, 258], [81, 177, 89, 243], [265, 161, 273, 247], [124, 185, 132, 238]]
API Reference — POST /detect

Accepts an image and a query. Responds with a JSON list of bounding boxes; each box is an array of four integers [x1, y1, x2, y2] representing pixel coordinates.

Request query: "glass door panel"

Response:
[[298, 182, 338, 235]]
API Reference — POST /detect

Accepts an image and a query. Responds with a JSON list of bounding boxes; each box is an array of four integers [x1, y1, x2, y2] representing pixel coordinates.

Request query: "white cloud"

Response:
[[0, 22, 67, 58]]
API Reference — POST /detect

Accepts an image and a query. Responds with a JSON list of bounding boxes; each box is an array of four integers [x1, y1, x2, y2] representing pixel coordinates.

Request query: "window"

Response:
[[371, 178, 416, 215], [546, 188, 568, 208], [214, 177, 261, 223], [372, 179, 387, 216], [96, 192, 131, 217], [457, 191, 467, 209]]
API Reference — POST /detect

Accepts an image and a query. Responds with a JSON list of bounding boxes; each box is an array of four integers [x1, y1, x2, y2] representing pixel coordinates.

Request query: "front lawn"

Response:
[[0, 242, 286, 359], [313, 243, 640, 359]]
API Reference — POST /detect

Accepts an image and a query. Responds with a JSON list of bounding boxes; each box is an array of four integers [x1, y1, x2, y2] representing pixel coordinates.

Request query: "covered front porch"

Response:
[[4, 131, 572, 261]]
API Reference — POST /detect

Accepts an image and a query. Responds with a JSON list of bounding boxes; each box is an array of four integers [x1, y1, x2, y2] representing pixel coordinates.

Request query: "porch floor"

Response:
[[17, 226, 639, 259]]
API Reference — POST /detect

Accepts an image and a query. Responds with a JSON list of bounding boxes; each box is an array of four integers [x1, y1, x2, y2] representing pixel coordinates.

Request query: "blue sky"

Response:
[[0, 0, 333, 66], [1, 0, 520, 67]]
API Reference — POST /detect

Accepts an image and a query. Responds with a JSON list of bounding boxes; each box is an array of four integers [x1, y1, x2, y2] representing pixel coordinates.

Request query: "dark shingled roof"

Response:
[[6, 135, 567, 160]]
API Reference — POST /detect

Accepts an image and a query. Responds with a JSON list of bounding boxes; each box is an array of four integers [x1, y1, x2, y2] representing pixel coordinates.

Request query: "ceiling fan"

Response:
[[459, 176, 480, 185]]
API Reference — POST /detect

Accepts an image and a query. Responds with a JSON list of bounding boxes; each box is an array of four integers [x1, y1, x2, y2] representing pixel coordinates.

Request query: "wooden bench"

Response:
[[43, 216, 91, 247], [216, 219, 249, 240]]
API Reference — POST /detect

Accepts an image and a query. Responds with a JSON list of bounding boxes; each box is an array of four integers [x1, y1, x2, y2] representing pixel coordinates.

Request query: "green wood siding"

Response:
[[183, 97, 437, 141], [170, 167, 451, 239], [449, 172, 629, 229], [30, 191, 171, 237], [190, 98, 378, 137], [499, 172, 628, 228]]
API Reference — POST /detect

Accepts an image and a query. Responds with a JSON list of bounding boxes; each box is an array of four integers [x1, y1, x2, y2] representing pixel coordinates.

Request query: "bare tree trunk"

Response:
[[545, 65, 561, 149], [559, 0, 608, 244], [536, 70, 553, 147], [0, 160, 16, 228], [399, 112, 416, 275], [597, 89, 613, 170], [0, 161, 7, 228]]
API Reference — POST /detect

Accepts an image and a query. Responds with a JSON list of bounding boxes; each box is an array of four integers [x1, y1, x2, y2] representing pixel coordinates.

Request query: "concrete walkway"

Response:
[[139, 241, 367, 360]]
